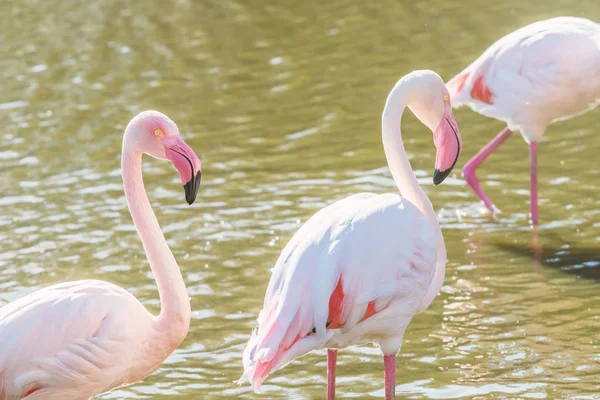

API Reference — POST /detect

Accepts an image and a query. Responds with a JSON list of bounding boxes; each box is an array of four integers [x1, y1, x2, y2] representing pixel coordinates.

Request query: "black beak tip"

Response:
[[433, 168, 452, 186], [185, 193, 196, 205], [183, 171, 202, 205]]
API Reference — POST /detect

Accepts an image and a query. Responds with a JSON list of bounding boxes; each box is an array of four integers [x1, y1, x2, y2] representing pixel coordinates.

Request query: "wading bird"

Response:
[[241, 70, 462, 400], [0, 111, 201, 399], [447, 17, 600, 223]]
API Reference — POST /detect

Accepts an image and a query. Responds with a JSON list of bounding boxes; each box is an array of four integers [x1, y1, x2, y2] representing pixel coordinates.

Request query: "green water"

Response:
[[1, 1, 599, 398]]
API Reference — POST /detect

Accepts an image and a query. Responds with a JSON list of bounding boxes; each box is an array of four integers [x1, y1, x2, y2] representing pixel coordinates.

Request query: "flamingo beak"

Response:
[[162, 136, 202, 205], [432, 106, 462, 185]]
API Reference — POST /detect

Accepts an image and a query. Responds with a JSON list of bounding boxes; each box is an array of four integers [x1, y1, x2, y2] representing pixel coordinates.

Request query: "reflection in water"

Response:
[[493, 228, 600, 281]]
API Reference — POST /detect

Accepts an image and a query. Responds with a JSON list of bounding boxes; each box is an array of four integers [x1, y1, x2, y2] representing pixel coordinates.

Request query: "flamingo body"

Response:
[[0, 111, 202, 400], [448, 16, 600, 142], [241, 70, 463, 399], [447, 17, 600, 221], [0, 281, 155, 399], [243, 193, 437, 387]]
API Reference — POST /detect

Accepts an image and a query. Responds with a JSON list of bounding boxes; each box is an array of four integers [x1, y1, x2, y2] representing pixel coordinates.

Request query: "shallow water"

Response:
[[1, 0, 600, 398]]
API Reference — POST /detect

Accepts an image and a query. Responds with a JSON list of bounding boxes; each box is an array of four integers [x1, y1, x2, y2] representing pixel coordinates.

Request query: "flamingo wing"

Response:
[[447, 17, 600, 138], [241, 192, 438, 391], [0, 280, 150, 400]]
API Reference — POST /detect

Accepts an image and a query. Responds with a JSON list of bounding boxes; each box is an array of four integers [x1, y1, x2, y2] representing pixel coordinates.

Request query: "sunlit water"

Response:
[[1, 1, 599, 398]]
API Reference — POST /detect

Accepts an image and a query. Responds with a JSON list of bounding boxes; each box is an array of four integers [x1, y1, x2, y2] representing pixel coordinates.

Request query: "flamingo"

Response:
[[447, 16, 600, 223], [0, 111, 202, 400], [240, 70, 463, 400]]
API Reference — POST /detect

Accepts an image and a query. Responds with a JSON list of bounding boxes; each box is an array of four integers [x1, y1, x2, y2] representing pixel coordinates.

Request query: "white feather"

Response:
[[0, 281, 154, 400]]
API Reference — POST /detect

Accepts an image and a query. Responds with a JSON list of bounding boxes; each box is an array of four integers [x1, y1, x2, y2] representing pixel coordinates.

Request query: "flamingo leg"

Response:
[[327, 349, 337, 400], [384, 354, 396, 400], [529, 141, 539, 224], [462, 127, 513, 213]]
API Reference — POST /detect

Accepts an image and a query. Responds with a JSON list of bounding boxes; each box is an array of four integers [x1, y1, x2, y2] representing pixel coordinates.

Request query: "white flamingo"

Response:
[[240, 70, 463, 400], [0, 111, 201, 399], [447, 16, 600, 223]]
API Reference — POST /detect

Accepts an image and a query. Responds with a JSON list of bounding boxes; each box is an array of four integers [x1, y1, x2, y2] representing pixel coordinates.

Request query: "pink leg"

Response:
[[327, 349, 337, 400], [384, 354, 395, 400], [462, 127, 513, 213], [529, 142, 538, 224]]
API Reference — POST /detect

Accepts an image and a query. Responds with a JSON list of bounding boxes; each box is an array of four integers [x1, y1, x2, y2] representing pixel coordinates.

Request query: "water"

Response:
[[1, 0, 599, 398]]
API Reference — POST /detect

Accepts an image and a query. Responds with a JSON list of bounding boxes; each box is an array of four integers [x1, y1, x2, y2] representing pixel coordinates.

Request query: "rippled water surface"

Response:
[[1, 1, 600, 398]]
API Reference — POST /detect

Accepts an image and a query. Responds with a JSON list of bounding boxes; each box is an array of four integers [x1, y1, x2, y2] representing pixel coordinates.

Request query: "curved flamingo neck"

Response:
[[121, 147, 191, 340], [381, 81, 447, 311]]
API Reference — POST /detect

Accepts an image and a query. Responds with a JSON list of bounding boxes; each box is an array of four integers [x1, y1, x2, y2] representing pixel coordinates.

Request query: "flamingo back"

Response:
[[0, 280, 152, 400]]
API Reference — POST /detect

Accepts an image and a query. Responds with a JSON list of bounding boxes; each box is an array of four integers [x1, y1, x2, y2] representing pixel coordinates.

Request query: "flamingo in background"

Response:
[[447, 16, 600, 223], [240, 70, 463, 400], [0, 111, 201, 399]]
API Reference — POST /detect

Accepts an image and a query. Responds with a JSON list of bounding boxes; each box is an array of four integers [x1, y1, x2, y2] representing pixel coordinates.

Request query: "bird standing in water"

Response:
[[241, 70, 463, 400], [447, 17, 600, 223]]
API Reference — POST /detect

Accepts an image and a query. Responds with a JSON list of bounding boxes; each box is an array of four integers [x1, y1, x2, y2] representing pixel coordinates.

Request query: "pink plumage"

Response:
[[447, 16, 600, 222], [242, 193, 438, 389], [0, 111, 201, 400], [241, 70, 463, 399]]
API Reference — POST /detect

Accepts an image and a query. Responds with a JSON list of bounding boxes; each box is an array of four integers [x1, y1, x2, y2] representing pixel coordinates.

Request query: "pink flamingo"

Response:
[[0, 111, 201, 400], [447, 16, 600, 223], [240, 70, 463, 400]]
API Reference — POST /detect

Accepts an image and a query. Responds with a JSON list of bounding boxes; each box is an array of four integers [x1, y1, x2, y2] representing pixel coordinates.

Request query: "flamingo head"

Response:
[[406, 70, 463, 185], [124, 110, 202, 204]]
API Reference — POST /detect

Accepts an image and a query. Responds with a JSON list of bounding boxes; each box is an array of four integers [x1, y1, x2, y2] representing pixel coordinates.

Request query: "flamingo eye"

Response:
[[154, 129, 163, 137], [443, 95, 449, 101]]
